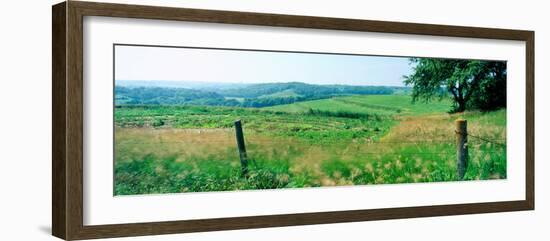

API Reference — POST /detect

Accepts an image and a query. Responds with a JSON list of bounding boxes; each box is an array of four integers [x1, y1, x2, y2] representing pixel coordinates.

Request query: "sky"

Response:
[[115, 45, 414, 87]]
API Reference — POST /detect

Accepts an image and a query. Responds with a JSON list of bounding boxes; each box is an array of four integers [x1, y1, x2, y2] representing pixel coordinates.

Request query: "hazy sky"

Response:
[[115, 45, 414, 87]]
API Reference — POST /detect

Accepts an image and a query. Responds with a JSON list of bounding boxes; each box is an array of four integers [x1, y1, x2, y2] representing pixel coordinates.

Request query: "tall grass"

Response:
[[114, 95, 506, 195]]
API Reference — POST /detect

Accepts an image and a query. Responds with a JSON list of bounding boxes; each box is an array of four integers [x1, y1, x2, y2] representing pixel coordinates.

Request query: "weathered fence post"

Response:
[[234, 120, 248, 177], [455, 119, 468, 180]]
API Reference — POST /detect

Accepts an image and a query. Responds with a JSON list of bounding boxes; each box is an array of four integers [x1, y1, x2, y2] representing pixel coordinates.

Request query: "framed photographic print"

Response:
[[52, 1, 534, 240]]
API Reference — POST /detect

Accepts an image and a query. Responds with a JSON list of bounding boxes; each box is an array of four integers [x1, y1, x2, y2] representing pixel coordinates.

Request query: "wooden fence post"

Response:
[[234, 120, 248, 177], [455, 119, 468, 180]]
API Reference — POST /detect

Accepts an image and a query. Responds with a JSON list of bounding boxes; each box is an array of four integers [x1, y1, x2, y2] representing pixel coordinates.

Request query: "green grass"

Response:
[[114, 95, 506, 195], [115, 154, 295, 194], [265, 95, 453, 115], [115, 104, 393, 142]]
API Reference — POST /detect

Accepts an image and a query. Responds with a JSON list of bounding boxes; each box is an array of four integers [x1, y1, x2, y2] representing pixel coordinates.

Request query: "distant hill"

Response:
[[116, 80, 250, 90], [216, 82, 394, 98], [115, 81, 408, 107], [115, 86, 241, 106]]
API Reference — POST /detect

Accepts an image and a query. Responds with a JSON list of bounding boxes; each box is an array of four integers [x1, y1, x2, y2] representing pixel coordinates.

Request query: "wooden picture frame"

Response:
[[52, 1, 534, 240]]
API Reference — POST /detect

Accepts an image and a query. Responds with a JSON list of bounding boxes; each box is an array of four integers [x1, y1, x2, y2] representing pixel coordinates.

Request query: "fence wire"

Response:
[[467, 134, 506, 147], [455, 130, 507, 147], [115, 136, 505, 146], [115, 133, 505, 156]]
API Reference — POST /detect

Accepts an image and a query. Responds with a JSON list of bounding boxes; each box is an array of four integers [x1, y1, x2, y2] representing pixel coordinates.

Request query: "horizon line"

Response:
[[115, 79, 409, 88]]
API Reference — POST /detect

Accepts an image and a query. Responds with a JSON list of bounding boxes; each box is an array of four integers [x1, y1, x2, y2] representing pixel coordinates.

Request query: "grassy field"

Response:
[[266, 95, 453, 115], [114, 95, 506, 195]]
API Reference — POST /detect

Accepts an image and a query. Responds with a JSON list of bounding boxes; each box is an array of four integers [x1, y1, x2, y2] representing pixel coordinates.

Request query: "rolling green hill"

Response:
[[265, 95, 453, 116], [115, 82, 404, 108]]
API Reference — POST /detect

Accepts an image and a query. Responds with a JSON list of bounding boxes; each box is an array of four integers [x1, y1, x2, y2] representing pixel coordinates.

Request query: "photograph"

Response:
[[43, 1, 537, 240], [113, 44, 507, 195]]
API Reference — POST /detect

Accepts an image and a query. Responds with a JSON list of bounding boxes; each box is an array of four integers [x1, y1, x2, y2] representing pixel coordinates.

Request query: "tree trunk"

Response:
[[456, 98, 466, 112]]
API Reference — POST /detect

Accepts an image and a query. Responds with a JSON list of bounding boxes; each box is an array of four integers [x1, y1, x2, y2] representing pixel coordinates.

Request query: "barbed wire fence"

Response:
[[466, 133, 507, 147], [116, 119, 506, 179], [115, 133, 505, 148]]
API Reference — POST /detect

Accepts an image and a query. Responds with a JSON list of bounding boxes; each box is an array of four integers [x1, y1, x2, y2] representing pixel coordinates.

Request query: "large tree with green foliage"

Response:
[[404, 58, 506, 112]]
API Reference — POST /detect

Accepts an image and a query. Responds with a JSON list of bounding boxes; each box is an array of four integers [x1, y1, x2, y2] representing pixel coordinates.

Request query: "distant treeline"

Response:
[[215, 82, 394, 98], [115, 82, 399, 108], [115, 86, 230, 105]]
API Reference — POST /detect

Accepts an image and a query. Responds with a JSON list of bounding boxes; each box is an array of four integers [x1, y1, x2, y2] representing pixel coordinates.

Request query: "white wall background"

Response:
[[0, 0, 547, 240]]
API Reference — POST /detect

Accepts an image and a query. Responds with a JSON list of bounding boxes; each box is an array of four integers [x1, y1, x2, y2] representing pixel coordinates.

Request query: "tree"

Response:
[[404, 58, 506, 112]]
